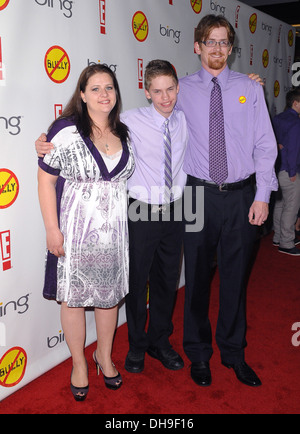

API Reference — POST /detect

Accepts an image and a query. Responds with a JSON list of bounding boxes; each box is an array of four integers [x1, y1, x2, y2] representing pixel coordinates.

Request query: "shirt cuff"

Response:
[[254, 187, 272, 203]]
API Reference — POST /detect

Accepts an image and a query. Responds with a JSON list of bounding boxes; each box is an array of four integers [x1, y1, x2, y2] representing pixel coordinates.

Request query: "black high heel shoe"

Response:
[[93, 351, 122, 390], [70, 367, 89, 402]]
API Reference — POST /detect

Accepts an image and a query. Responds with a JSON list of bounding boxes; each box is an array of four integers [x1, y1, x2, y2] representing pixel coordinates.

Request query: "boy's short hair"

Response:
[[144, 60, 178, 91]]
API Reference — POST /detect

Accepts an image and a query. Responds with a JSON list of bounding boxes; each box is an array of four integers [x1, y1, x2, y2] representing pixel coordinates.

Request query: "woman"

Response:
[[38, 64, 135, 401]]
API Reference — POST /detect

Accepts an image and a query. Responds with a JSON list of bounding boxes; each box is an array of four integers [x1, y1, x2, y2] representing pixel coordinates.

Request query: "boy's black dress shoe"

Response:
[[125, 350, 145, 373], [222, 361, 262, 387], [190, 361, 212, 386], [147, 346, 184, 370]]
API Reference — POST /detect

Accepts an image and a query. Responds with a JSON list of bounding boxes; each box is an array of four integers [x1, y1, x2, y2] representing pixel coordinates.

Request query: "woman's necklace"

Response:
[[93, 127, 110, 154]]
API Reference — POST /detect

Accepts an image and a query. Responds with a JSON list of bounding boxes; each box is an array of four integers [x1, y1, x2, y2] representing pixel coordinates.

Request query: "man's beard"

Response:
[[208, 55, 226, 71]]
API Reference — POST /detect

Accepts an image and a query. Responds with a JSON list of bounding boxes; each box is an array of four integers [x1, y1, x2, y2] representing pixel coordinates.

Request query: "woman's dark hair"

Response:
[[51, 64, 128, 141]]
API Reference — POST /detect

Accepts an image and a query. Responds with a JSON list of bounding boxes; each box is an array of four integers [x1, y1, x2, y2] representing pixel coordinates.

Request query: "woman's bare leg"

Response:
[[94, 305, 119, 377], [61, 302, 88, 387]]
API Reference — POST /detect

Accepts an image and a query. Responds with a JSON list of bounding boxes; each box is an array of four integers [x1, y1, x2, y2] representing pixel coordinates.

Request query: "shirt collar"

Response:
[[287, 108, 300, 118], [198, 65, 230, 90], [150, 102, 176, 129]]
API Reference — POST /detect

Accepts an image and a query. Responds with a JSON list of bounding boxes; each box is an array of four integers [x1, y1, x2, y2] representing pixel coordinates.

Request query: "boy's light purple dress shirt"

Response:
[[121, 104, 188, 205], [177, 66, 278, 202]]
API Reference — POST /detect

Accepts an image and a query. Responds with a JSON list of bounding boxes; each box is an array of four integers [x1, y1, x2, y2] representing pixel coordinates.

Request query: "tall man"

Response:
[[177, 15, 278, 387], [272, 88, 300, 256]]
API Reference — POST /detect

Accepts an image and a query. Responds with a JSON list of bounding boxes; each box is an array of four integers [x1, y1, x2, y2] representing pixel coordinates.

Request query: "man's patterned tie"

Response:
[[209, 77, 228, 185], [163, 119, 173, 203]]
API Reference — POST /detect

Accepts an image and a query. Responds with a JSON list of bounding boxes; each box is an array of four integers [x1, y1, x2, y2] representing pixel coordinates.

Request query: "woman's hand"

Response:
[[46, 227, 65, 258]]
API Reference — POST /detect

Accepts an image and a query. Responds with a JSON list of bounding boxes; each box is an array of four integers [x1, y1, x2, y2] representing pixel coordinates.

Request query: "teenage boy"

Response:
[[123, 60, 188, 373], [35, 60, 188, 374]]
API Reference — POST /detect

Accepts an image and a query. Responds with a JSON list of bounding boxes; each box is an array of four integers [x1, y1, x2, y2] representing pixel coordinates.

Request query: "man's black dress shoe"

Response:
[[190, 362, 212, 387], [125, 350, 145, 373], [147, 347, 184, 370], [222, 361, 262, 387]]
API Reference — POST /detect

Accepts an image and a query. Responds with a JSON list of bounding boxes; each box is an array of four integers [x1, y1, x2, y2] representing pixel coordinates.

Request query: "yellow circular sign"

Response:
[[274, 80, 280, 98], [132, 11, 149, 42], [0, 0, 9, 11], [190, 0, 202, 14], [249, 13, 257, 34], [0, 168, 19, 209], [239, 96, 246, 104], [262, 49, 269, 68], [0, 347, 27, 388], [44, 45, 71, 84], [288, 30, 294, 47]]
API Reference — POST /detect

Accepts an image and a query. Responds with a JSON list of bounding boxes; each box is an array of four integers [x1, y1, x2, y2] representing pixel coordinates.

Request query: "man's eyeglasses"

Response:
[[201, 40, 231, 48]]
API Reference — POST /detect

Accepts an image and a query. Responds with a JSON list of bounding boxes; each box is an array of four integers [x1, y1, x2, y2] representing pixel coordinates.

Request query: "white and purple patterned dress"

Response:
[[38, 118, 135, 308]]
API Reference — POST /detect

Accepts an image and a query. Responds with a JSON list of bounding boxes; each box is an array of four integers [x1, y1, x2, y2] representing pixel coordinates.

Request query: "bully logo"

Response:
[[288, 30, 294, 47], [0, 0, 9, 11], [0, 347, 27, 388], [0, 169, 19, 210], [262, 49, 269, 68], [190, 0, 202, 14], [274, 80, 280, 98], [249, 13, 257, 34], [132, 11, 149, 42], [44, 46, 71, 84]]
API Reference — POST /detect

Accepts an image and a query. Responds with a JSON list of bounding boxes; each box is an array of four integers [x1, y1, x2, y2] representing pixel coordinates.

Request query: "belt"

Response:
[[187, 175, 253, 191], [128, 197, 176, 214]]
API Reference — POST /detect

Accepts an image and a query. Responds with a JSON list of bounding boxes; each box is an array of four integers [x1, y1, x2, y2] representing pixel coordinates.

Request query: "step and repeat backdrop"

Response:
[[0, 0, 295, 400]]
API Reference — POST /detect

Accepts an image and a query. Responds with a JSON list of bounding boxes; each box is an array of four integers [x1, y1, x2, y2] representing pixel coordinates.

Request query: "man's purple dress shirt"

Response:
[[177, 66, 278, 202]]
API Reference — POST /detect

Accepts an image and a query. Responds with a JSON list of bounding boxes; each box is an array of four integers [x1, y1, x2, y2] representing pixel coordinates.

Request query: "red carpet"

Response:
[[1, 233, 299, 414]]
